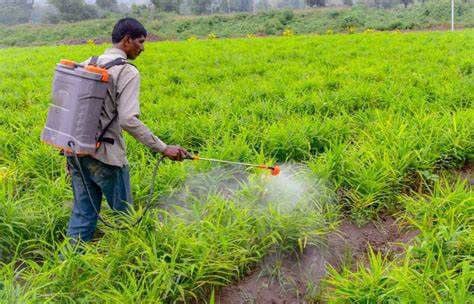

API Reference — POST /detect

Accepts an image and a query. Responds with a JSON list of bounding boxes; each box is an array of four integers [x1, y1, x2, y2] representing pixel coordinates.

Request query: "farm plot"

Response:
[[0, 30, 473, 302]]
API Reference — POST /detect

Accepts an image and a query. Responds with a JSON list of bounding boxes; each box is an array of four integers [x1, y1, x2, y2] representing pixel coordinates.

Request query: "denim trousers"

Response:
[[66, 156, 133, 242]]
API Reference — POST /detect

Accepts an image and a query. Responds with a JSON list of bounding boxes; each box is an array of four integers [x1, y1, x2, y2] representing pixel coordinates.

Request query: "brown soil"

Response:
[[455, 162, 473, 186], [402, 23, 465, 33], [216, 215, 418, 304]]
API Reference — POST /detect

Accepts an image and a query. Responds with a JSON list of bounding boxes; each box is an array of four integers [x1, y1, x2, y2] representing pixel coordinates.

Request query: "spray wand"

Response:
[[186, 155, 280, 176]]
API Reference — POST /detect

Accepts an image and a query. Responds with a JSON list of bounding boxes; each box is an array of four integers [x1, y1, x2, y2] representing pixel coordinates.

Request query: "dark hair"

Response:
[[112, 18, 147, 44]]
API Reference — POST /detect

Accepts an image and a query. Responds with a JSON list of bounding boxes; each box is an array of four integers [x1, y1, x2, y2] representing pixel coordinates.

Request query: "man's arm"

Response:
[[117, 72, 168, 153], [117, 70, 189, 161]]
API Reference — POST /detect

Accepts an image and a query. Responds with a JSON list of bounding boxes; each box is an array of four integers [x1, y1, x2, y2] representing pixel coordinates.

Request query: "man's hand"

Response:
[[161, 145, 191, 161]]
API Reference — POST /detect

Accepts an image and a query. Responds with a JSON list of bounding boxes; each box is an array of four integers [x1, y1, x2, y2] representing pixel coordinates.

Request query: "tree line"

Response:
[[0, 0, 458, 25]]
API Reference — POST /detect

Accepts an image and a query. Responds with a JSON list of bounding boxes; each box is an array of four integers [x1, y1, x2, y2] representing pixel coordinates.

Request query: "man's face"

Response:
[[123, 35, 145, 60]]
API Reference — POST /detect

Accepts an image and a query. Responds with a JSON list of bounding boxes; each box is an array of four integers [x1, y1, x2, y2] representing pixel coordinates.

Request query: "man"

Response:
[[66, 18, 189, 242]]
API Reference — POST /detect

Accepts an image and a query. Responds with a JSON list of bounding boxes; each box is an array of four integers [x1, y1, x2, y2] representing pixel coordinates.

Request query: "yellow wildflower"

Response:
[[282, 28, 294, 37]]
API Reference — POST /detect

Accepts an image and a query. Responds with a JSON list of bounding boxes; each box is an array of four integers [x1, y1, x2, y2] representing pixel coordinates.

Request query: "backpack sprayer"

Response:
[[41, 57, 128, 154], [41, 57, 280, 231], [41, 57, 147, 230]]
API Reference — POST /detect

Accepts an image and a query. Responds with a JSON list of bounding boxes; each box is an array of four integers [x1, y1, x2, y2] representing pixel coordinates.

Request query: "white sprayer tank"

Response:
[[41, 60, 109, 155]]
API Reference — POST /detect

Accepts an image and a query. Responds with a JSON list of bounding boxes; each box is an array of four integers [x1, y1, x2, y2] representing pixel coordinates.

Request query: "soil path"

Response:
[[216, 215, 418, 304]]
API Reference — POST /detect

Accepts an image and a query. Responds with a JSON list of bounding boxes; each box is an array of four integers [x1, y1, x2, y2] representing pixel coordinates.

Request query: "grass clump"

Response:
[[1, 190, 336, 303], [323, 177, 473, 303]]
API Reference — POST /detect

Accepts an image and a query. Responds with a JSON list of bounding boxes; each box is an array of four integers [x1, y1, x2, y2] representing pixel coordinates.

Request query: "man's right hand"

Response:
[[161, 145, 191, 161]]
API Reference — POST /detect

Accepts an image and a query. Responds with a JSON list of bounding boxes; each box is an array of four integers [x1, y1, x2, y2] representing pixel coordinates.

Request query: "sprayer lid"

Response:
[[59, 59, 77, 69], [84, 65, 109, 82]]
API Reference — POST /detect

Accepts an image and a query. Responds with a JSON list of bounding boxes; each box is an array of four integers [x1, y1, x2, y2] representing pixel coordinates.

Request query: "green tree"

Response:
[[372, 0, 399, 8], [48, 0, 98, 22], [96, 0, 119, 12], [151, 0, 182, 13], [0, 0, 34, 25], [400, 0, 413, 8], [306, 0, 325, 7], [190, 0, 210, 14]]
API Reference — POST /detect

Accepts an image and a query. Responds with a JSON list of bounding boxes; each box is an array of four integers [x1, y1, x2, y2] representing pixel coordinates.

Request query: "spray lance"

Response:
[[184, 154, 281, 176], [65, 149, 280, 230]]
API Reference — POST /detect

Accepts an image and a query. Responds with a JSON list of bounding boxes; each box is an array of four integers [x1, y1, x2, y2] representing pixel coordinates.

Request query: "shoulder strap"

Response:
[[105, 62, 129, 105], [96, 58, 133, 149], [102, 57, 136, 70], [89, 56, 99, 66], [89, 56, 137, 70], [96, 114, 117, 148]]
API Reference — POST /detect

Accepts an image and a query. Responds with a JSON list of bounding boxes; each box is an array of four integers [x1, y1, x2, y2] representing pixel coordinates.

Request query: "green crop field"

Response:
[[0, 30, 473, 303]]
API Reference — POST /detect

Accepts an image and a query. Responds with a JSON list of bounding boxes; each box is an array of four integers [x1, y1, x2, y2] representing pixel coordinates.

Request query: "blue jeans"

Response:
[[66, 156, 133, 242]]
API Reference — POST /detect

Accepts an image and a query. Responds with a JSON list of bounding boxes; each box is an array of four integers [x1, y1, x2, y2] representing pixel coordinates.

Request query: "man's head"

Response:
[[112, 18, 147, 60]]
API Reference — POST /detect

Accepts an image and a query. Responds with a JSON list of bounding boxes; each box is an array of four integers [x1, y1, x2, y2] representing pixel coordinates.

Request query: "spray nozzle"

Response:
[[270, 165, 281, 176], [257, 164, 281, 176]]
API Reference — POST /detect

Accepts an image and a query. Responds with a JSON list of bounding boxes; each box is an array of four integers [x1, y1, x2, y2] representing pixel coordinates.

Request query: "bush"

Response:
[[47, 0, 99, 23], [0, 0, 34, 25], [278, 9, 294, 25], [341, 14, 362, 28], [96, 0, 119, 13], [263, 18, 284, 35], [387, 20, 403, 30]]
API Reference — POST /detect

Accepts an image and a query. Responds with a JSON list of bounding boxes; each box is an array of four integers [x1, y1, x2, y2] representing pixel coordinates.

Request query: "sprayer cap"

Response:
[[59, 59, 77, 69], [85, 65, 109, 82]]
